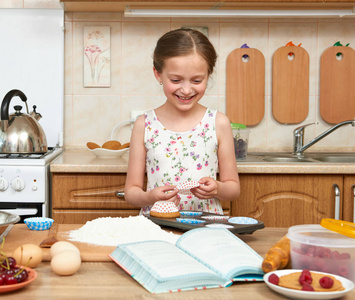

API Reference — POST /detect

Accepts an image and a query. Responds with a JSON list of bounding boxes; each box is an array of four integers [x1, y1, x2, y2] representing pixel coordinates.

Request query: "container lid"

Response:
[[287, 224, 355, 248], [231, 123, 247, 129], [321, 218, 355, 239]]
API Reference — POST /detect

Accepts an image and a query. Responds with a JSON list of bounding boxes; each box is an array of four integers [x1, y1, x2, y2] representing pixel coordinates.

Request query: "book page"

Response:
[[176, 228, 263, 280], [118, 240, 224, 281]]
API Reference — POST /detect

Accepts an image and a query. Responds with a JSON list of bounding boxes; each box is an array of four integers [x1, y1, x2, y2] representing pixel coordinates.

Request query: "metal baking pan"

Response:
[[146, 211, 264, 234]]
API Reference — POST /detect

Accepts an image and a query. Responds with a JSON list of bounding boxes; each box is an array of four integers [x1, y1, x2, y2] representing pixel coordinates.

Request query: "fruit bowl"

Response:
[[0, 266, 37, 293], [24, 217, 54, 231]]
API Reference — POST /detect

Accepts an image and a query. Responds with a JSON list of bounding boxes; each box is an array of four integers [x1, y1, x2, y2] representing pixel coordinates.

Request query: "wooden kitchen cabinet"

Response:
[[343, 175, 355, 223], [52, 172, 141, 224], [232, 174, 344, 227]]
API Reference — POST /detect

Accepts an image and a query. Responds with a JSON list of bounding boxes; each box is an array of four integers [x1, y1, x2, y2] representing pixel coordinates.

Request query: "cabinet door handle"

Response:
[[333, 184, 340, 220], [115, 191, 125, 198], [352, 185, 355, 223]]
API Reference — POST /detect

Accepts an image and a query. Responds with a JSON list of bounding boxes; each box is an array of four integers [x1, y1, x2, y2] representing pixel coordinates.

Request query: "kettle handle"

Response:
[[1, 89, 27, 121]]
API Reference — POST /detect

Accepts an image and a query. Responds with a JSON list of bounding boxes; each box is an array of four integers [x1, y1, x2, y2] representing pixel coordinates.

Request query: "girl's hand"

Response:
[[191, 177, 218, 199], [148, 186, 180, 206]]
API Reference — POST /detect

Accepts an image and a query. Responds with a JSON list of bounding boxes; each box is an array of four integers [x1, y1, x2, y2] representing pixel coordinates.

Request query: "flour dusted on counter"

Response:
[[68, 216, 179, 246]]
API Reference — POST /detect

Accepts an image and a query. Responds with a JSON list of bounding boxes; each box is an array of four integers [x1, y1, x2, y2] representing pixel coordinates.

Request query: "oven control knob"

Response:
[[0, 177, 9, 191], [11, 177, 25, 191]]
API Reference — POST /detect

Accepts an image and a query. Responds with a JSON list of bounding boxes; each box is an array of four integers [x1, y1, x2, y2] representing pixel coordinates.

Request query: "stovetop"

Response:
[[0, 147, 63, 166], [0, 148, 56, 159]]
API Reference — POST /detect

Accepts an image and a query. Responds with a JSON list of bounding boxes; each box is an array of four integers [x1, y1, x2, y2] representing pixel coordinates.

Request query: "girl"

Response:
[[124, 28, 240, 215]]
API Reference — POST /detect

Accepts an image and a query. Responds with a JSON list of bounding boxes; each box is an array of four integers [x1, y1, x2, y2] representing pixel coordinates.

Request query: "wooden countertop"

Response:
[[50, 149, 355, 174], [2, 227, 354, 299]]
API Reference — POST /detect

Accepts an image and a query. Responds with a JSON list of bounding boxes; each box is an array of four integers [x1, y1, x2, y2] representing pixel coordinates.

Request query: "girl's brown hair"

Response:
[[153, 28, 217, 76]]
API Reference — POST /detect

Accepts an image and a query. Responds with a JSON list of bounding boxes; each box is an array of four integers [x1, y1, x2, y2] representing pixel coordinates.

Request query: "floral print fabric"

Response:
[[140, 108, 223, 215]]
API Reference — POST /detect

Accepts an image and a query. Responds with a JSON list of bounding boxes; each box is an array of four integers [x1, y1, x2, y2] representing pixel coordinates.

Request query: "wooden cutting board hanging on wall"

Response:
[[226, 48, 265, 126], [272, 46, 309, 124], [320, 46, 355, 124]]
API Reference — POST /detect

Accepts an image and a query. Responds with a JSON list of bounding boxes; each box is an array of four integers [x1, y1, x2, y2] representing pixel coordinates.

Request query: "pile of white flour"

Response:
[[68, 216, 179, 246]]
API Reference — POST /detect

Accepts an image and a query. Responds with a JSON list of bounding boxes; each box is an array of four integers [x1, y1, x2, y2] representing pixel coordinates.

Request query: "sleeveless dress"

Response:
[[140, 108, 223, 215]]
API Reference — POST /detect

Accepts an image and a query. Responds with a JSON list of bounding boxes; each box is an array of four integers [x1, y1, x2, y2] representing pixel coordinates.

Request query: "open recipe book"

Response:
[[109, 228, 264, 293]]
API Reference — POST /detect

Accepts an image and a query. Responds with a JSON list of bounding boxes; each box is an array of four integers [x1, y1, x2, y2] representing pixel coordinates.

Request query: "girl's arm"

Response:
[[124, 115, 179, 207], [192, 112, 240, 202]]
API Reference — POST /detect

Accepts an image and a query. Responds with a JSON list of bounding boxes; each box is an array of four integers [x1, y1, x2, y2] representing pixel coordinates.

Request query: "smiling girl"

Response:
[[124, 28, 240, 215]]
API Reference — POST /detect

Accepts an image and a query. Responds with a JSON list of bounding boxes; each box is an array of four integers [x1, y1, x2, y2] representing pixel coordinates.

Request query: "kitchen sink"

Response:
[[262, 156, 315, 163], [243, 152, 355, 164], [311, 155, 355, 163]]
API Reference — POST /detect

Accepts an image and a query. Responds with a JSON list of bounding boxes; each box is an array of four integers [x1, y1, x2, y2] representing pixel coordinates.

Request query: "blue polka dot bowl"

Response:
[[24, 217, 54, 231]]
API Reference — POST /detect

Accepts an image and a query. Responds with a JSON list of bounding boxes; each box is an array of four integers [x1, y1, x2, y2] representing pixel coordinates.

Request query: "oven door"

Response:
[[0, 203, 45, 223]]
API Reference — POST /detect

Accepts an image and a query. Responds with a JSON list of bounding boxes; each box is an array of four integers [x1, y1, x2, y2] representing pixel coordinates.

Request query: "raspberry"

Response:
[[338, 265, 349, 277], [306, 246, 316, 256], [339, 253, 351, 260], [331, 250, 340, 259], [268, 273, 279, 285], [300, 244, 310, 253], [299, 269, 312, 285], [315, 247, 326, 258], [319, 276, 334, 289], [301, 283, 314, 291]]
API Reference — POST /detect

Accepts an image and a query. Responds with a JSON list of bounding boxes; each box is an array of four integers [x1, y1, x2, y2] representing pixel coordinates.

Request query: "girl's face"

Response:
[[154, 53, 209, 111]]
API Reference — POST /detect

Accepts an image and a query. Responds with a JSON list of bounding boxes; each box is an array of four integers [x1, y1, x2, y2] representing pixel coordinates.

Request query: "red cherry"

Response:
[[5, 273, 17, 285]]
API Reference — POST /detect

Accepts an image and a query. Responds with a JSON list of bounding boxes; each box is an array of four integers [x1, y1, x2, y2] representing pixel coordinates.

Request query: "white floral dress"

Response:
[[140, 108, 223, 215]]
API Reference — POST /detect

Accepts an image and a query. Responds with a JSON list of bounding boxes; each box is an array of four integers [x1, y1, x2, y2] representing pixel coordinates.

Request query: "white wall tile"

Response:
[[58, 11, 355, 152]]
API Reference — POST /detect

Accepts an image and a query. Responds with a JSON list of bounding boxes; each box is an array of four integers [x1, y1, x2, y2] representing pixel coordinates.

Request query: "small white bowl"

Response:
[[87, 118, 134, 159], [87, 147, 129, 158], [24, 217, 54, 231]]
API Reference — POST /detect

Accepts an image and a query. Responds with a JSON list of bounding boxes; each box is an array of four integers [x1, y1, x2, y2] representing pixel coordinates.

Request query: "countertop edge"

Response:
[[50, 150, 355, 174]]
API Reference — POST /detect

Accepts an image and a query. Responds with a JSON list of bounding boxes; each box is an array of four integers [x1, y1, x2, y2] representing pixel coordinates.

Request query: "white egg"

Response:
[[13, 244, 43, 268], [50, 241, 80, 259], [51, 250, 81, 276]]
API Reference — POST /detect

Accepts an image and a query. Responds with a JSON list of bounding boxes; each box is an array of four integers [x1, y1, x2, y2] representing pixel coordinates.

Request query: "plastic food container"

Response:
[[287, 224, 355, 282], [231, 123, 250, 160]]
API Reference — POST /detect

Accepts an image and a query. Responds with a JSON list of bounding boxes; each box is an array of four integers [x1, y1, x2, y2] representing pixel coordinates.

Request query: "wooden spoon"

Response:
[[87, 142, 101, 150], [102, 140, 121, 150]]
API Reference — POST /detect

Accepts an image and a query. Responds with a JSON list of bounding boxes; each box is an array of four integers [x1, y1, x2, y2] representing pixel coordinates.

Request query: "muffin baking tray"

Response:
[[146, 211, 264, 234]]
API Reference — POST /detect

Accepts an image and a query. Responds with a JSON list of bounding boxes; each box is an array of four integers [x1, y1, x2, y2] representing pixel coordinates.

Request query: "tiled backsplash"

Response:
[[3, 1, 355, 153]]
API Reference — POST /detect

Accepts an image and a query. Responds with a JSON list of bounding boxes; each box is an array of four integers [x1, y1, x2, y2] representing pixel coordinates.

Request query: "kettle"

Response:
[[0, 89, 48, 154]]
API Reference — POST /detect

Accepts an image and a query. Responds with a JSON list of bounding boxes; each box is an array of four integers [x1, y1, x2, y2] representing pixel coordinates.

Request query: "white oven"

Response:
[[0, 148, 63, 221], [0, 9, 64, 222]]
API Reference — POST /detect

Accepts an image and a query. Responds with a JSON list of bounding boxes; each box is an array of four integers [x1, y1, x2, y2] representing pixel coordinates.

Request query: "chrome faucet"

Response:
[[293, 120, 355, 157]]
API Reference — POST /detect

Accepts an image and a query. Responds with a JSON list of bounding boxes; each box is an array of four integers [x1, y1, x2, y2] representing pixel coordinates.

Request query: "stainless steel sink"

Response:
[[243, 152, 355, 164], [311, 155, 355, 163], [262, 156, 315, 163]]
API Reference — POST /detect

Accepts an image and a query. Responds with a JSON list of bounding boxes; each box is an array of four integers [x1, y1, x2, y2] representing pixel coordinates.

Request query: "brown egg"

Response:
[[87, 142, 101, 150], [102, 140, 121, 150], [13, 244, 43, 268]]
